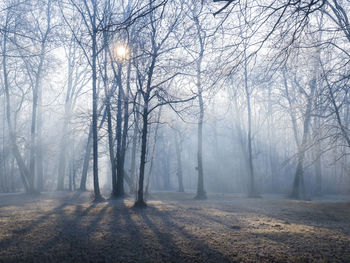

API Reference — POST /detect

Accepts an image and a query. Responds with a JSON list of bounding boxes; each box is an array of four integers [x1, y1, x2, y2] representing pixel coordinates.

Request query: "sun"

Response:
[[114, 45, 129, 60]]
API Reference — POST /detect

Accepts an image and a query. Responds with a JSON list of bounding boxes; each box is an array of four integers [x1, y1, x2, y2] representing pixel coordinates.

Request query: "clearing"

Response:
[[0, 192, 349, 262]]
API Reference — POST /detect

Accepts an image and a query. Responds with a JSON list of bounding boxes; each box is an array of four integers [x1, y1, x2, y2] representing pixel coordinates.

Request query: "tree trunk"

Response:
[[91, 2, 102, 201], [134, 103, 148, 208], [175, 131, 184, 192], [57, 117, 68, 190], [57, 52, 74, 191], [107, 100, 117, 195], [294, 80, 314, 199], [291, 152, 306, 199], [194, 16, 206, 200], [36, 85, 44, 191], [145, 107, 162, 196], [244, 48, 257, 197], [163, 145, 171, 190], [80, 124, 92, 191], [129, 93, 141, 194], [29, 74, 38, 193], [195, 56, 206, 199], [314, 148, 322, 196], [79, 105, 108, 192], [118, 60, 132, 197], [134, 49, 157, 207], [2, 21, 30, 192], [114, 65, 124, 198]]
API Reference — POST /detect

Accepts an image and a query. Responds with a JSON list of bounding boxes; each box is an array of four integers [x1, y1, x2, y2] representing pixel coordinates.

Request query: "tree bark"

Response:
[[134, 101, 149, 208], [194, 15, 206, 200], [91, 0, 102, 201], [134, 49, 157, 208], [114, 64, 124, 198], [118, 60, 132, 197]]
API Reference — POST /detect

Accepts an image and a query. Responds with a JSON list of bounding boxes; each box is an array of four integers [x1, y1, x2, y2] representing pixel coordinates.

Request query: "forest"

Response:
[[0, 0, 350, 262]]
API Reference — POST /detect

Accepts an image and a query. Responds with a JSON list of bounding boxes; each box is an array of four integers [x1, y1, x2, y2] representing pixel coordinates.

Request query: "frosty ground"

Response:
[[0, 192, 349, 262]]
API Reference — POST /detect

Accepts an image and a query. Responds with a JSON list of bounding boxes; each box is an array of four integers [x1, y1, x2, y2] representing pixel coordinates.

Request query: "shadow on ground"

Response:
[[0, 192, 349, 262]]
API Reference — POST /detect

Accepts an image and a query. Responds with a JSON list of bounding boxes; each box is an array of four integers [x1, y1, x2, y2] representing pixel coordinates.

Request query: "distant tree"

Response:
[[181, 1, 213, 200], [62, 0, 104, 201], [57, 35, 90, 191], [22, 0, 54, 192], [281, 55, 318, 200], [0, 0, 56, 193], [174, 127, 185, 192]]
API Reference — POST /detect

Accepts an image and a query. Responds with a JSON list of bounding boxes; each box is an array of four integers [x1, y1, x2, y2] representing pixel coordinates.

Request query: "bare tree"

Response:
[[133, 0, 194, 207], [62, 0, 104, 200]]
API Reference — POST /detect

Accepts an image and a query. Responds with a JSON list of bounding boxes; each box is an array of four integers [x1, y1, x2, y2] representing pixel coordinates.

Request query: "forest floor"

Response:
[[0, 191, 350, 262]]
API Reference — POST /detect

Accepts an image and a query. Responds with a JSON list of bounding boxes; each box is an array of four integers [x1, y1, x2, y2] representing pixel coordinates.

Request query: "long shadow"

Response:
[[36, 200, 107, 245], [103, 200, 146, 262], [18, 200, 110, 262], [138, 205, 235, 262], [138, 209, 184, 261], [0, 192, 84, 250], [4, 193, 347, 262], [28, 198, 159, 262]]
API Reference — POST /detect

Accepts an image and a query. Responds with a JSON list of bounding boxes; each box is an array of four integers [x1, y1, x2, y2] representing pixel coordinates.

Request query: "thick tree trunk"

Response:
[[195, 59, 206, 199], [91, 4, 102, 201], [291, 152, 306, 199], [114, 65, 124, 198], [134, 104, 148, 208], [292, 81, 314, 200], [194, 16, 206, 200], [134, 50, 157, 208], [130, 93, 141, 194], [101, 28, 117, 198], [145, 107, 162, 196], [196, 92, 206, 199], [118, 60, 131, 197]]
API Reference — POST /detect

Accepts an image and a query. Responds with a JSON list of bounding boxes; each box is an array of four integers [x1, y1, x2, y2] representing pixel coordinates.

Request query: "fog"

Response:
[[1, 0, 350, 261], [1, 0, 349, 199]]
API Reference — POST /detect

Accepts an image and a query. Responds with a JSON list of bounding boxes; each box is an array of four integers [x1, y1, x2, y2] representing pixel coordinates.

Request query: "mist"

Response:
[[1, 0, 350, 262]]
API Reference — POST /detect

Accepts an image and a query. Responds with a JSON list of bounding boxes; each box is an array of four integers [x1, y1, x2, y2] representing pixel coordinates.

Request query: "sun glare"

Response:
[[115, 45, 129, 60]]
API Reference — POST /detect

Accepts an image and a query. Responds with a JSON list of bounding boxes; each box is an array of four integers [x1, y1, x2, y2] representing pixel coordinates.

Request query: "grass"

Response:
[[0, 191, 349, 262]]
